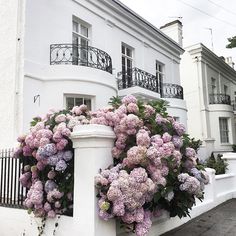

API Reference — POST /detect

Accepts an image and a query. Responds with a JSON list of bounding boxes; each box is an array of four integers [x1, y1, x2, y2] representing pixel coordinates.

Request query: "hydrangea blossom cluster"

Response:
[[95, 166, 155, 225], [15, 105, 90, 218], [94, 95, 209, 236]]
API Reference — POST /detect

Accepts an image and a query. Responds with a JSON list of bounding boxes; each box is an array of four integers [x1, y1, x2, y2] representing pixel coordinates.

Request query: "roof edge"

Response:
[[111, 0, 184, 52]]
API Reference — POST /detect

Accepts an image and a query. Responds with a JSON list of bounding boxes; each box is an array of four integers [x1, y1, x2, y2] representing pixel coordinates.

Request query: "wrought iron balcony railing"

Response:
[[117, 67, 162, 94], [117, 68, 184, 99], [161, 83, 184, 99], [209, 94, 231, 105], [50, 44, 112, 74]]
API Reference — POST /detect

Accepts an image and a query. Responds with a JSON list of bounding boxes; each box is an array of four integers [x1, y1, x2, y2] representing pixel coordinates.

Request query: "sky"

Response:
[[119, 0, 236, 63]]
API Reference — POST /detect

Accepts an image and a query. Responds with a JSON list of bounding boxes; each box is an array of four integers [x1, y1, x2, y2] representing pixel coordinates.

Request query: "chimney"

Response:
[[225, 56, 235, 69], [160, 20, 183, 47]]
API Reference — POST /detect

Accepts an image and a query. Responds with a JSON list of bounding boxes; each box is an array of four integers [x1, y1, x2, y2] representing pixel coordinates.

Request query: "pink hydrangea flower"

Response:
[[122, 95, 137, 105]]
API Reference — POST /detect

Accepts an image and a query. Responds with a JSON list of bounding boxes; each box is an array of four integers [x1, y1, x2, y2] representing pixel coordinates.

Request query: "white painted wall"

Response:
[[208, 105, 235, 152], [24, 0, 182, 79], [0, 0, 185, 147], [23, 63, 117, 132], [0, 0, 25, 148], [21, 0, 185, 133], [181, 44, 236, 157], [180, 50, 202, 138], [165, 98, 187, 128]]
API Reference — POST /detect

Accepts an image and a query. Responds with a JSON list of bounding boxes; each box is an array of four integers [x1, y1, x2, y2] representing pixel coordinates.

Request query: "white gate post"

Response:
[[71, 124, 116, 236]]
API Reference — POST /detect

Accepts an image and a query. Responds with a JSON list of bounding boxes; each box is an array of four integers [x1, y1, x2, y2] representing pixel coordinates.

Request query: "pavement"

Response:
[[162, 199, 236, 236]]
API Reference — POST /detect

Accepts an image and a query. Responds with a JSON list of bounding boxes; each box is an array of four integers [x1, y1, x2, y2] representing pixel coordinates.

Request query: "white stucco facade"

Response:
[[180, 43, 236, 158], [0, 0, 25, 148], [0, 0, 186, 148]]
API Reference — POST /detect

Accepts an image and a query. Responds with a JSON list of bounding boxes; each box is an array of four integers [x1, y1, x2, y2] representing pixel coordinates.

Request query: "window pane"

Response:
[[224, 85, 228, 95], [126, 47, 132, 57], [66, 97, 75, 109], [84, 99, 91, 110], [81, 25, 88, 37], [73, 34, 79, 44], [122, 45, 125, 54], [80, 38, 88, 46], [127, 59, 132, 69], [73, 21, 79, 33], [75, 98, 83, 106], [219, 118, 229, 143]]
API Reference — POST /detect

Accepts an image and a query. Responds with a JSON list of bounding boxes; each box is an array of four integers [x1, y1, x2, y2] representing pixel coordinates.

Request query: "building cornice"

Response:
[[81, 0, 184, 59], [186, 43, 236, 78]]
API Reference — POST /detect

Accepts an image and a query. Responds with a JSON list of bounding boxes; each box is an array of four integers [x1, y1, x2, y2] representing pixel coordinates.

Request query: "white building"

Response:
[[180, 43, 236, 158], [0, 0, 186, 148]]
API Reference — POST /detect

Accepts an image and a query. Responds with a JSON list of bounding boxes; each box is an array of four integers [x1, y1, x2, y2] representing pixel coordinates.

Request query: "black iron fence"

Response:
[[161, 83, 184, 99], [209, 94, 231, 105], [117, 67, 162, 94], [50, 44, 113, 74], [0, 149, 27, 208]]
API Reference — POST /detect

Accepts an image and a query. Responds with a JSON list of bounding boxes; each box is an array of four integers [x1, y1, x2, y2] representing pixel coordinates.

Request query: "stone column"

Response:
[[71, 124, 116, 236]]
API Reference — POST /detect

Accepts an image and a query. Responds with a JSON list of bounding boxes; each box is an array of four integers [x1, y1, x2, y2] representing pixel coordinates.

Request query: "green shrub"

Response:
[[205, 153, 228, 175], [232, 144, 236, 153]]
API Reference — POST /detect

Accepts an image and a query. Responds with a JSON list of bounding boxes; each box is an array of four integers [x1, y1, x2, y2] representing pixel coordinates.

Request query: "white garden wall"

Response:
[[1, 126, 236, 236]]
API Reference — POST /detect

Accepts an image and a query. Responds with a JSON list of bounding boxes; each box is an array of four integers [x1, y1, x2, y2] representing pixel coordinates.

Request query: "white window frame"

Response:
[[223, 85, 228, 95], [219, 117, 229, 144], [211, 77, 216, 94], [64, 94, 93, 110], [121, 43, 134, 71], [72, 16, 91, 65], [156, 61, 165, 82], [72, 17, 90, 45], [121, 43, 134, 87]]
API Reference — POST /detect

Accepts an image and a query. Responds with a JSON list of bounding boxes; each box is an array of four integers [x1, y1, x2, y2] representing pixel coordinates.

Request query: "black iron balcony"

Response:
[[50, 44, 112, 74], [117, 67, 162, 94], [209, 94, 231, 105], [161, 83, 184, 99], [117, 68, 184, 99]]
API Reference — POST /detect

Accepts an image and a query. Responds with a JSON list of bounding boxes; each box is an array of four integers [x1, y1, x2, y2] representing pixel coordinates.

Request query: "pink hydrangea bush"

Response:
[[15, 95, 208, 236], [15, 106, 90, 218], [94, 95, 209, 236]]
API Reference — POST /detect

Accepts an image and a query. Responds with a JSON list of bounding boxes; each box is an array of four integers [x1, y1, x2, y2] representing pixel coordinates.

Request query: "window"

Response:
[[72, 17, 90, 65], [65, 96, 92, 110], [121, 43, 133, 88], [224, 85, 228, 95], [156, 61, 164, 91], [211, 78, 216, 94], [219, 118, 229, 143]]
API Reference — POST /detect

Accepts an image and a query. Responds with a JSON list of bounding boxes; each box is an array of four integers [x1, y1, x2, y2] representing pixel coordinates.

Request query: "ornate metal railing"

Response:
[[161, 83, 184, 99], [117, 67, 162, 94], [50, 44, 113, 74], [209, 94, 231, 105]]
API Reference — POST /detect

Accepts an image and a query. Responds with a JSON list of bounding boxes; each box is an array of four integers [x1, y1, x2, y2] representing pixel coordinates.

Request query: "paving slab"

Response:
[[162, 199, 236, 236]]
